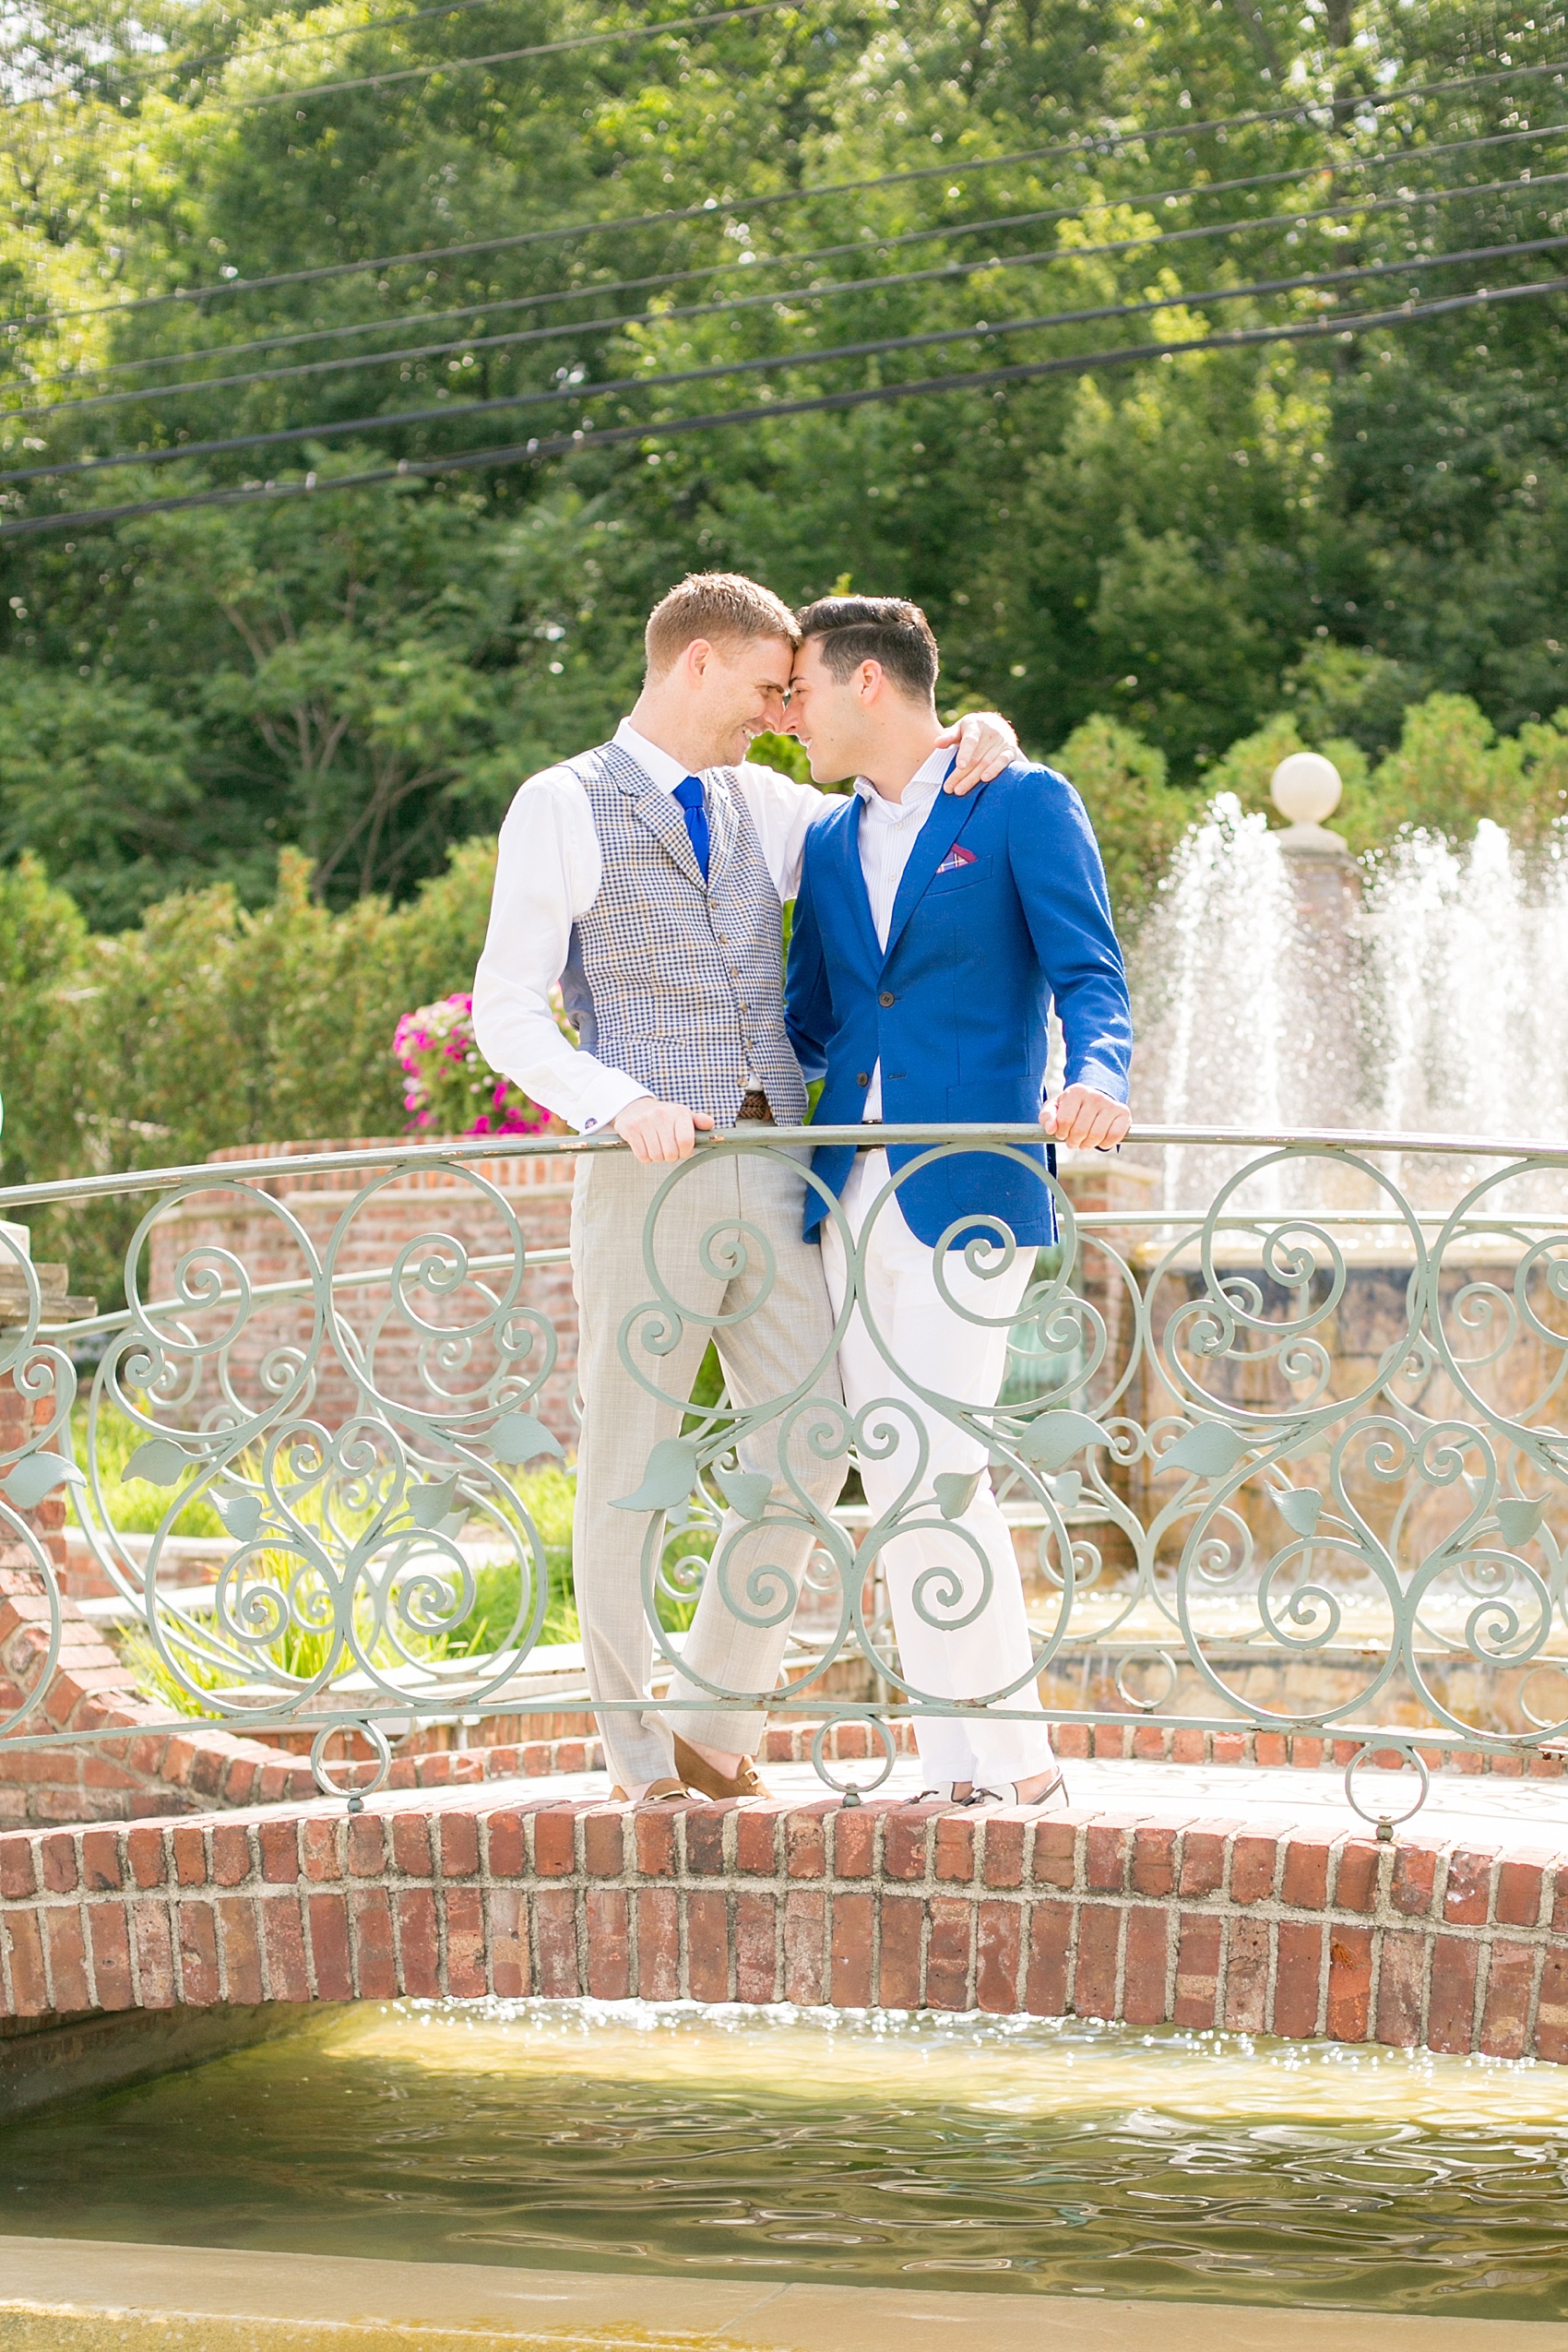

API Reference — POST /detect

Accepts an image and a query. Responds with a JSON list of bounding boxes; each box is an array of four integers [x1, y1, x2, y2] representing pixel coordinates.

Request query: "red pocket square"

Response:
[[935, 845, 977, 874]]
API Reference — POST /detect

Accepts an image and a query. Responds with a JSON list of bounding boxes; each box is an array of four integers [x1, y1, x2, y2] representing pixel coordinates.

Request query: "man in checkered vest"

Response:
[[474, 574, 1017, 1802]]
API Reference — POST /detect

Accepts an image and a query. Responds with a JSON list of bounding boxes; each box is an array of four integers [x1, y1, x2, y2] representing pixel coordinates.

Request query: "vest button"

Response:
[[857, 1073, 870, 1087], [878, 991, 896, 1007]]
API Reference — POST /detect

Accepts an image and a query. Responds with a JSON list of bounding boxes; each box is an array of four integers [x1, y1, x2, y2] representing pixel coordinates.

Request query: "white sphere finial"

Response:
[[1271, 750, 1342, 827]]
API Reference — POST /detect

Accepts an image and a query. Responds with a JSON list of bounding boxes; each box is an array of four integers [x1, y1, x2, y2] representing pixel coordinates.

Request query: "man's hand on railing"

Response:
[[1040, 1085, 1132, 1152], [612, 1094, 716, 1163]]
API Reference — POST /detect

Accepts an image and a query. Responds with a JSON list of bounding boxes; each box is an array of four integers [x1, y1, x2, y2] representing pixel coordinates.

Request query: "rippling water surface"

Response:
[[4, 2002, 1567, 2318]]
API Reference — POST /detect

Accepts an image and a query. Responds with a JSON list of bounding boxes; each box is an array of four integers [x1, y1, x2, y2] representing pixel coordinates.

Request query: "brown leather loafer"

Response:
[[609, 1777, 691, 1803], [673, 1734, 772, 1800]]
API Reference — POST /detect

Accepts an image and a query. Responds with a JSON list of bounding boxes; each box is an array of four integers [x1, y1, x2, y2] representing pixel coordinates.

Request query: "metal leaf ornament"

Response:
[[716, 1466, 772, 1522], [1275, 1486, 1324, 1538], [408, 1473, 461, 1530], [218, 1494, 264, 1544], [934, 1469, 984, 1520], [611, 1437, 701, 1513], [1164, 1422, 1252, 1479], [3, 1452, 86, 1510], [1015, 1411, 1106, 1474], [490, 1410, 565, 1467], [124, 1437, 201, 1488], [1496, 1496, 1548, 1550]]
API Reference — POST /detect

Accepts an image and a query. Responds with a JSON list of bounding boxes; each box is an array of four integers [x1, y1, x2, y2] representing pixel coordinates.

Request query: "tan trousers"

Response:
[[570, 1144, 844, 1790]]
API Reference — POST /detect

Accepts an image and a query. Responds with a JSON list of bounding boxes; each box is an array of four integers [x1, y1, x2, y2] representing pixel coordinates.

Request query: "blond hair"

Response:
[[644, 571, 800, 676]]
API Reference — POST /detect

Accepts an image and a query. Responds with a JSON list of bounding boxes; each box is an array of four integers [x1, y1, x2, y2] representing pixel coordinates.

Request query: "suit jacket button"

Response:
[[878, 991, 896, 1006], [857, 1073, 870, 1087]]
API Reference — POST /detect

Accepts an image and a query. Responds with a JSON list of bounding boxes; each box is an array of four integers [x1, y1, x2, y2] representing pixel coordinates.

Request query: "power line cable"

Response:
[[7, 226, 1558, 486], [18, 116, 1559, 405], [6, 273, 1559, 540], [10, 53, 1565, 333], [14, 161, 1559, 454]]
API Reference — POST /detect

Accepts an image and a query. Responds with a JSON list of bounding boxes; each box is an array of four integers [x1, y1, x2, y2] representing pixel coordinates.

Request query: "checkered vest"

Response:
[[561, 740, 808, 1128]]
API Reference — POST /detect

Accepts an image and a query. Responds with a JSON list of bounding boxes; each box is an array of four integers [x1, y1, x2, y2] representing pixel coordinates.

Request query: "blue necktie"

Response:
[[672, 774, 710, 883]]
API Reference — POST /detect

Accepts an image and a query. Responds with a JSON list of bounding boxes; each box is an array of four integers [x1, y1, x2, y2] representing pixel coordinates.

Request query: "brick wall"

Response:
[[3, 1786, 1564, 2061]]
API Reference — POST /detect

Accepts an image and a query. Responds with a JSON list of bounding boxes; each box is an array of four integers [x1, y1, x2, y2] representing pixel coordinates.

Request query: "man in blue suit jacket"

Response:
[[784, 596, 1133, 1811]]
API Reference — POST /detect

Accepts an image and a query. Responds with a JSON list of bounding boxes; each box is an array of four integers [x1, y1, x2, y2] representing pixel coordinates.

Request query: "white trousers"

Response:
[[819, 1150, 1055, 1789]]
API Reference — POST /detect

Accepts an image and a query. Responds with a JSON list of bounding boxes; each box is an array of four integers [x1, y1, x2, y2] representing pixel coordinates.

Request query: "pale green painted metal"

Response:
[[2, 1122, 1566, 1832]]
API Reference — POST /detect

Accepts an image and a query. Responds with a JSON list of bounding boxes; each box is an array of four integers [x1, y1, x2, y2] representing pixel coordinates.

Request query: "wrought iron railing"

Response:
[[3, 1123, 1567, 1831]]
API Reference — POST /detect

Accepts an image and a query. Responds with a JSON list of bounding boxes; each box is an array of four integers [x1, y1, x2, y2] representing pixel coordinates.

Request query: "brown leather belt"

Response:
[[735, 1088, 776, 1124]]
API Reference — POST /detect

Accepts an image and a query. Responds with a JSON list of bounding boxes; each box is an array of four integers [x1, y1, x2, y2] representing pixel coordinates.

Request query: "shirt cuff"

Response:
[[1064, 1060, 1130, 1105], [572, 1069, 654, 1134]]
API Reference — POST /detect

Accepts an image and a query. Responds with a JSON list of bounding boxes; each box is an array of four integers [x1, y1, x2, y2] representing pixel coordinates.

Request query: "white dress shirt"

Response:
[[472, 719, 835, 1134], [854, 744, 951, 1121]]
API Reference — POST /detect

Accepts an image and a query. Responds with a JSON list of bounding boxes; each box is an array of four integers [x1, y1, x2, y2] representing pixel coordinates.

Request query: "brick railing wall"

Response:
[[2, 1788, 1564, 2062]]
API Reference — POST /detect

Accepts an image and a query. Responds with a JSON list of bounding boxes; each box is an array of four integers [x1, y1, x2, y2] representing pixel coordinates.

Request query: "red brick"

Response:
[[934, 1815, 976, 1884], [1443, 1847, 1493, 1925], [171, 1824, 207, 1890], [1229, 1834, 1277, 1906], [1389, 1837, 1440, 1918], [877, 1895, 924, 2010], [491, 1889, 529, 1999], [1123, 1907, 1170, 2026], [1268, 1920, 1323, 2037], [581, 1811, 624, 1879], [36, 1833, 77, 1895], [684, 1807, 729, 1879], [1130, 1825, 1176, 1901], [974, 1901, 1021, 2014], [1220, 1917, 1269, 2033], [217, 1897, 263, 2005], [445, 1886, 486, 1999], [1174, 1915, 1222, 2028], [388, 1812, 433, 1878], [734, 1804, 785, 1877], [1085, 1820, 1133, 1894], [1326, 1926, 1372, 2041], [833, 1806, 875, 1880], [126, 1823, 167, 1891], [1031, 1817, 1077, 1891], [1496, 1855, 1550, 1929], [1535, 1945, 1568, 2062], [734, 1891, 778, 2003], [131, 1900, 175, 2008], [209, 1822, 254, 1889], [1212, 1733, 1246, 1764], [1132, 1725, 1166, 1762], [1334, 1839, 1380, 1915], [394, 1887, 441, 1999], [1170, 1728, 1206, 1764], [633, 1806, 677, 1879], [535, 1809, 578, 1878], [1091, 1725, 1125, 1760], [306, 1893, 353, 2002], [0, 1834, 38, 1900], [346, 1813, 387, 1880], [783, 1887, 826, 2004], [484, 1811, 526, 1880], [534, 1886, 580, 1998], [1052, 1723, 1090, 1760], [85, 1904, 133, 2011], [257, 1819, 300, 1885], [1478, 1941, 1536, 2060], [981, 1817, 1027, 1889], [1073, 1906, 1121, 2019], [260, 1897, 310, 2002], [786, 1807, 829, 1882], [301, 1817, 342, 1887], [577, 1885, 626, 1999], [1178, 1826, 1227, 1898], [926, 1897, 973, 2010], [1426, 1933, 1479, 2054], [1279, 1835, 1331, 1910], [41, 1905, 90, 2013], [1290, 1737, 1325, 1769], [1023, 1900, 1071, 2016], [3, 1908, 49, 2013], [636, 1888, 679, 2002], [174, 1900, 220, 2006], [882, 1810, 933, 1883], [1254, 1733, 1289, 1768], [685, 1890, 730, 2002], [829, 1891, 874, 2007], [77, 1829, 121, 1894], [1374, 1929, 1427, 2048]]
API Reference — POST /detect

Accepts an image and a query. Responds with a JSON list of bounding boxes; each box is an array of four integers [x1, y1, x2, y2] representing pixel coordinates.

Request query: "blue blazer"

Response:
[[784, 758, 1133, 1248]]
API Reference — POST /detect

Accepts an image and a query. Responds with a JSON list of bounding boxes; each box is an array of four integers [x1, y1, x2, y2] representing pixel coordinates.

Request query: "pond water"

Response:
[[3, 2002, 1567, 2321]]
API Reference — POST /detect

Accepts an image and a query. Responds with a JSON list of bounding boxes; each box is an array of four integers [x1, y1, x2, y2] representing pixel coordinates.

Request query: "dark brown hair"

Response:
[[795, 594, 939, 701]]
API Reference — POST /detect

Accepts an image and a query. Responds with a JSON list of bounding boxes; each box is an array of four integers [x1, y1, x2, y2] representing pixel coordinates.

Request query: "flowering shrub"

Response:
[[393, 992, 564, 1136]]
